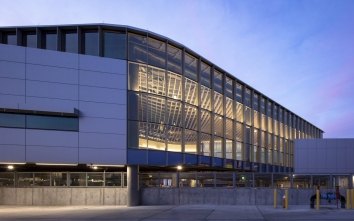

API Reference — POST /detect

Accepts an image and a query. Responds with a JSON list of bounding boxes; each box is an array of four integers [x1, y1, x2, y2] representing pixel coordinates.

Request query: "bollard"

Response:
[[274, 188, 277, 208], [347, 189, 351, 209], [351, 189, 354, 209], [316, 189, 320, 210], [285, 189, 289, 209]]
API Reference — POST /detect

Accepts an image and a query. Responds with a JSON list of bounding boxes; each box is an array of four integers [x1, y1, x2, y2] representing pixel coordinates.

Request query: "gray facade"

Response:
[[0, 43, 127, 165], [294, 139, 354, 174]]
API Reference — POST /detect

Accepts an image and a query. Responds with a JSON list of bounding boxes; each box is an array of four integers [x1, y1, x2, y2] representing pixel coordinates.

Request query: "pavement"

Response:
[[0, 205, 354, 221]]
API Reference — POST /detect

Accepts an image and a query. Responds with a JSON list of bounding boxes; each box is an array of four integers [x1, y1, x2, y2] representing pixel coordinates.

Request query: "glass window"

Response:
[[185, 129, 197, 154], [103, 31, 126, 59], [185, 104, 198, 130], [244, 106, 252, 125], [167, 99, 182, 126], [253, 93, 259, 110], [167, 44, 182, 74], [17, 173, 33, 187], [87, 173, 104, 186], [33, 173, 50, 186], [235, 82, 243, 102], [225, 76, 233, 98], [62, 30, 77, 53], [0, 173, 14, 187], [214, 92, 223, 115], [128, 33, 147, 63], [254, 110, 260, 128], [147, 66, 165, 96], [200, 85, 211, 111], [128, 62, 147, 92], [236, 142, 243, 160], [148, 123, 166, 151], [184, 52, 198, 81], [167, 125, 182, 152], [200, 62, 211, 87], [225, 139, 233, 159], [138, 122, 148, 148], [138, 93, 148, 122], [105, 172, 122, 186], [225, 97, 233, 119], [213, 70, 223, 93], [236, 122, 243, 142], [23, 31, 37, 48], [184, 78, 198, 106], [167, 71, 182, 100], [236, 102, 243, 122], [148, 37, 166, 69], [3, 32, 17, 45], [0, 113, 25, 128], [225, 118, 233, 140], [214, 114, 223, 137], [128, 121, 138, 148], [244, 88, 251, 107], [42, 31, 57, 50], [253, 128, 259, 146], [200, 110, 211, 134], [260, 97, 266, 114], [26, 115, 78, 131], [214, 136, 223, 158], [261, 114, 267, 131], [70, 173, 86, 186], [147, 94, 165, 124], [83, 30, 98, 56], [200, 133, 211, 156], [51, 172, 67, 186]]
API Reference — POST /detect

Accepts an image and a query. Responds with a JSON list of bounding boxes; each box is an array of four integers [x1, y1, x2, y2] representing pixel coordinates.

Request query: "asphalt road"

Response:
[[0, 205, 354, 221]]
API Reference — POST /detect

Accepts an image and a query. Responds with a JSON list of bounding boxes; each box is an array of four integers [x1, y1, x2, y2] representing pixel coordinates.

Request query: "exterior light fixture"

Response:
[[92, 166, 98, 170], [177, 165, 183, 171], [7, 165, 14, 170]]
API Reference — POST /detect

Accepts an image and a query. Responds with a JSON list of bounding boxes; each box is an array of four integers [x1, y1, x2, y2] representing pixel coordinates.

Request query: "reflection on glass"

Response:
[[138, 122, 148, 148], [185, 104, 197, 130], [185, 129, 197, 154], [167, 44, 182, 74], [253, 93, 259, 110], [148, 37, 166, 68], [253, 129, 259, 146], [185, 78, 198, 105], [236, 122, 243, 141], [63, 30, 78, 53], [4, 32, 17, 45], [51, 172, 67, 186], [167, 71, 182, 100], [260, 147, 266, 163], [70, 173, 86, 186], [200, 86, 211, 111], [167, 99, 182, 126], [200, 110, 211, 134], [147, 66, 165, 96], [214, 92, 223, 115], [201, 62, 211, 87], [244, 88, 251, 107], [103, 31, 126, 59], [225, 77, 233, 98], [0, 113, 25, 128], [214, 115, 223, 137], [235, 82, 243, 102], [245, 107, 251, 125], [23, 32, 37, 48], [34, 173, 50, 186], [26, 115, 78, 131], [42, 31, 57, 50], [83, 30, 98, 56], [128, 33, 147, 63], [213, 70, 223, 93], [167, 125, 182, 152], [214, 136, 223, 158], [184, 52, 197, 81], [87, 173, 104, 186], [253, 111, 259, 128], [200, 133, 211, 156]]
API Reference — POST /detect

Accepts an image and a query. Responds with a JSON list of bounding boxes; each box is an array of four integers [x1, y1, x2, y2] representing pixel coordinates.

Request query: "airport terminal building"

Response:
[[0, 24, 333, 205]]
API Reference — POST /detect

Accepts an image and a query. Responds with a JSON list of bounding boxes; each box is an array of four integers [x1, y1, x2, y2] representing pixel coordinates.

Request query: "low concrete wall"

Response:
[[141, 188, 347, 206], [0, 188, 127, 205]]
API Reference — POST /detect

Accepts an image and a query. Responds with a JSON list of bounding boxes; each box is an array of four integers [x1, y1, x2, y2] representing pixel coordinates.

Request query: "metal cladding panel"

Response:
[[26, 81, 78, 100], [0, 44, 25, 62], [26, 47, 78, 68], [0, 78, 25, 95], [26, 129, 78, 148], [0, 44, 128, 165], [80, 70, 126, 89], [0, 61, 25, 79], [0, 128, 25, 145], [294, 139, 354, 174], [26, 64, 79, 84]]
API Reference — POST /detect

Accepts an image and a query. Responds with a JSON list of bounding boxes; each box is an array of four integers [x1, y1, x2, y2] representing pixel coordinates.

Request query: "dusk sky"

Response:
[[1, 0, 353, 138]]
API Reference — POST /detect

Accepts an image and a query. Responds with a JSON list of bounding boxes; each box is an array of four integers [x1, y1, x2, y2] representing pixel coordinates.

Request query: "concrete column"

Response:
[[127, 165, 139, 206]]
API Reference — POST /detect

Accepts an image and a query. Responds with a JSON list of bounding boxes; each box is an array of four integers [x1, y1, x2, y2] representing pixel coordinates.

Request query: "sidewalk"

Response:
[[0, 205, 353, 220]]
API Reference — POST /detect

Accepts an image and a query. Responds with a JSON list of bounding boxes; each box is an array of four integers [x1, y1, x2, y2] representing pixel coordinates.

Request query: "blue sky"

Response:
[[1, 0, 353, 138]]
